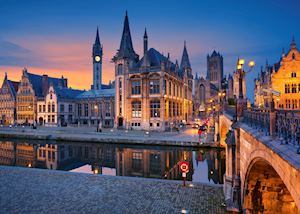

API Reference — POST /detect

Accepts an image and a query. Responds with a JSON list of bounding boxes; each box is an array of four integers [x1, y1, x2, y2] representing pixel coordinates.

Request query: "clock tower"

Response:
[[92, 27, 103, 90]]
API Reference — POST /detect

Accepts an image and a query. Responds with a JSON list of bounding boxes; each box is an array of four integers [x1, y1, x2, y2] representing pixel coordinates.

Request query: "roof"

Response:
[[54, 87, 84, 100], [180, 42, 191, 70], [114, 11, 138, 60], [7, 80, 19, 96], [26, 71, 66, 97], [137, 48, 176, 69], [76, 89, 115, 99]]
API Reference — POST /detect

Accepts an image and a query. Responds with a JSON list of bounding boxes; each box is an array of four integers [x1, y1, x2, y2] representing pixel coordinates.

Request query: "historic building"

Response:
[[0, 73, 19, 125], [37, 84, 83, 126], [16, 69, 68, 125], [194, 51, 224, 116], [113, 12, 193, 131], [254, 38, 300, 110], [74, 29, 115, 128]]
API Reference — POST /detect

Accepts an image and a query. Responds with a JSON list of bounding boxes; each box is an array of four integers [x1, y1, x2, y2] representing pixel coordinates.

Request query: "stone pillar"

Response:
[[236, 99, 246, 121]]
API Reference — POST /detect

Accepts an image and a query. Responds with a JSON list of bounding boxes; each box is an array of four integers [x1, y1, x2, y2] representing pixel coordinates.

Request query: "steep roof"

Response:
[[114, 11, 137, 60], [137, 48, 176, 69], [95, 27, 101, 45], [26, 71, 67, 97], [7, 80, 19, 97], [180, 41, 191, 70]]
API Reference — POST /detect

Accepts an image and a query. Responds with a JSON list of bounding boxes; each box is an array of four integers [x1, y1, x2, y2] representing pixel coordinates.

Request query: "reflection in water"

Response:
[[0, 140, 225, 184]]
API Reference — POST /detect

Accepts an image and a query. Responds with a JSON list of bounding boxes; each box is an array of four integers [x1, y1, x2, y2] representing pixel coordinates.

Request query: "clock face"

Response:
[[95, 56, 101, 62]]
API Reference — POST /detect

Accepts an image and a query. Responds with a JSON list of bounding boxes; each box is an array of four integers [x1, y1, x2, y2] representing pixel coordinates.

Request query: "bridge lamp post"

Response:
[[235, 59, 255, 121]]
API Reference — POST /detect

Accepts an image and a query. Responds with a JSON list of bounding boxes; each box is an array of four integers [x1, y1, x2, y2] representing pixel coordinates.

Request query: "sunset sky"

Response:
[[0, 0, 300, 100]]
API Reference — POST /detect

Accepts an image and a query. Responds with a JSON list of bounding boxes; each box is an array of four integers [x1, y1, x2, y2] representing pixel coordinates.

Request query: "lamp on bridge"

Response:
[[235, 59, 255, 120]]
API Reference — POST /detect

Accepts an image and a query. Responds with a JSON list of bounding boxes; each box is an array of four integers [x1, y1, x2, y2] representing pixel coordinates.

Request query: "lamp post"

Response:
[[235, 59, 255, 121]]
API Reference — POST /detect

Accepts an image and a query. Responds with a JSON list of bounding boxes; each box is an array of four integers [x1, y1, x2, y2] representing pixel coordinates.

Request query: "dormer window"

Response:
[[291, 72, 297, 78], [292, 53, 295, 60]]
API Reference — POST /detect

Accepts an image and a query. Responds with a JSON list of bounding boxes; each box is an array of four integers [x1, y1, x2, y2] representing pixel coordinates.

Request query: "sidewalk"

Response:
[[0, 126, 220, 147]]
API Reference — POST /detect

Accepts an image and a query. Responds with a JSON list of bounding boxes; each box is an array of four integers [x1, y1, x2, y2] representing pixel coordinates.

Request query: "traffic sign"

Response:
[[179, 161, 189, 173]]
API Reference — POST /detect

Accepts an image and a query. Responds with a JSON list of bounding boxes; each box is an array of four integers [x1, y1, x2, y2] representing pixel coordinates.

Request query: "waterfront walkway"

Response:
[[0, 126, 216, 147], [0, 166, 227, 214]]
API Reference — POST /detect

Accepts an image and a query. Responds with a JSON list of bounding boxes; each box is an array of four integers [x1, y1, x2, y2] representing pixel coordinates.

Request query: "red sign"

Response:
[[179, 161, 189, 173]]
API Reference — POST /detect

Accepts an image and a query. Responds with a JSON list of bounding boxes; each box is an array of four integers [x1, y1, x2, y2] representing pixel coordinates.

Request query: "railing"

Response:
[[243, 107, 300, 153]]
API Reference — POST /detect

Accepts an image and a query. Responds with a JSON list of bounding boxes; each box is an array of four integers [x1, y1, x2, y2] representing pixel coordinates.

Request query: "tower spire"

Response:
[[116, 11, 136, 59], [95, 27, 100, 45], [290, 36, 297, 49], [180, 41, 191, 70]]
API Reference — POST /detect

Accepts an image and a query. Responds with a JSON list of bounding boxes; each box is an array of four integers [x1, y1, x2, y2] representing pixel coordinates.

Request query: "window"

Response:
[[52, 115, 55, 123], [132, 152, 142, 171], [292, 84, 297, 93], [78, 104, 82, 117], [52, 104, 55, 112], [285, 84, 290, 93], [163, 79, 166, 95], [298, 84, 300, 93], [60, 104, 64, 112], [38, 105, 42, 112], [291, 72, 297, 78], [169, 81, 171, 95], [105, 102, 111, 117], [48, 115, 50, 123], [150, 100, 160, 117], [117, 64, 123, 75], [131, 80, 141, 95], [132, 101, 141, 118], [48, 104, 51, 112], [43, 105, 46, 112], [68, 104, 73, 113], [149, 79, 160, 94], [84, 104, 88, 117]]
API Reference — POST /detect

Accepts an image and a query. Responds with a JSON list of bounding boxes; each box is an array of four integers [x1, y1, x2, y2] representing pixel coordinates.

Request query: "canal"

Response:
[[0, 139, 225, 184]]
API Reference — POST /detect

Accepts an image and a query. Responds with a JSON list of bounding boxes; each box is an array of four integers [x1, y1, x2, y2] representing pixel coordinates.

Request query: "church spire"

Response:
[[117, 11, 136, 59], [290, 36, 297, 49], [180, 41, 191, 70], [95, 27, 100, 45]]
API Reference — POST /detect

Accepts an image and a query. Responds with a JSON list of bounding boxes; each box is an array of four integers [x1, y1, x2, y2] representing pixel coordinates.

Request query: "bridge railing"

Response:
[[243, 107, 300, 152]]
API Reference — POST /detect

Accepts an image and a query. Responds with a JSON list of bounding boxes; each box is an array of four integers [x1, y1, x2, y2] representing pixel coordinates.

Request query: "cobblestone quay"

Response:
[[0, 166, 227, 214]]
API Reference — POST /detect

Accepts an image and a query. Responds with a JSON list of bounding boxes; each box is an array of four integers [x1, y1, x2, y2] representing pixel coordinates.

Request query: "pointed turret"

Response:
[[4, 72, 7, 80], [180, 41, 191, 70], [290, 36, 297, 49], [95, 27, 101, 45], [115, 11, 137, 59], [143, 28, 148, 55]]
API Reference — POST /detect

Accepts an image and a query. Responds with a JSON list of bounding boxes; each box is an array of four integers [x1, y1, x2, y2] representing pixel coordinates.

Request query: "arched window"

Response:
[[291, 72, 297, 78], [117, 64, 123, 75]]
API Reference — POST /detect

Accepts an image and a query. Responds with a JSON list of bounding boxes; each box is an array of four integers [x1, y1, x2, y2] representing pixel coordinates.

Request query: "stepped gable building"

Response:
[[113, 12, 193, 131], [37, 84, 83, 126], [254, 38, 300, 110], [16, 68, 68, 125], [0, 73, 19, 125]]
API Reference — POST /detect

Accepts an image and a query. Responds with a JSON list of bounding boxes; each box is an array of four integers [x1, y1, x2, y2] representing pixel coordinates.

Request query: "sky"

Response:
[[0, 0, 300, 101]]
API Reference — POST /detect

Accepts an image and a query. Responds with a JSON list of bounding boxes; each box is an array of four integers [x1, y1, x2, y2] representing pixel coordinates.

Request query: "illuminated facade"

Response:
[[194, 51, 224, 116], [16, 69, 68, 125], [0, 73, 19, 125], [113, 12, 193, 131], [254, 38, 300, 109]]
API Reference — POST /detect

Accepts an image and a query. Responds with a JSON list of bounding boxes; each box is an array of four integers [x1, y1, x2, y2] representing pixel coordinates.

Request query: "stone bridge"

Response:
[[219, 111, 300, 213]]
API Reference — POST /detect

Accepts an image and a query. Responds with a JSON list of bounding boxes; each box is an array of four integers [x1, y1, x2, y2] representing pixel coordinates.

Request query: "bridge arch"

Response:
[[242, 154, 300, 213]]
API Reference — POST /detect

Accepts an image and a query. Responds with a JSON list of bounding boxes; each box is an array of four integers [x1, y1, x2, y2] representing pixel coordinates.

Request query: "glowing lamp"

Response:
[[248, 61, 255, 68], [237, 64, 242, 70], [222, 92, 226, 96], [238, 59, 245, 65], [218, 92, 221, 97]]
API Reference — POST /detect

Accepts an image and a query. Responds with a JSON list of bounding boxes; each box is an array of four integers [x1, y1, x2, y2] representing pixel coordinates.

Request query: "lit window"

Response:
[[132, 101, 141, 118], [150, 100, 160, 117]]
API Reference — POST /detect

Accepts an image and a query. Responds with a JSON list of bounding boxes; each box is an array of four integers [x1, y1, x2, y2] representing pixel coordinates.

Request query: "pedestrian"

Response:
[[198, 128, 202, 141]]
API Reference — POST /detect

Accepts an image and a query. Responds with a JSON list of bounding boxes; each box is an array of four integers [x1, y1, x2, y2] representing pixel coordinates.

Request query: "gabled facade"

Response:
[[254, 38, 300, 110], [113, 12, 193, 131], [0, 73, 19, 125], [16, 68, 68, 125], [37, 84, 83, 126]]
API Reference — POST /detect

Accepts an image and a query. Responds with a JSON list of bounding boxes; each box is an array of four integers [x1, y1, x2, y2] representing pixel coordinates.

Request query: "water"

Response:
[[0, 139, 226, 184]]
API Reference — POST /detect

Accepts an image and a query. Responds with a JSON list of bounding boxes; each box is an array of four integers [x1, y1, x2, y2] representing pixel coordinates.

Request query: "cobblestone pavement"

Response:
[[0, 126, 217, 147], [0, 166, 228, 214]]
